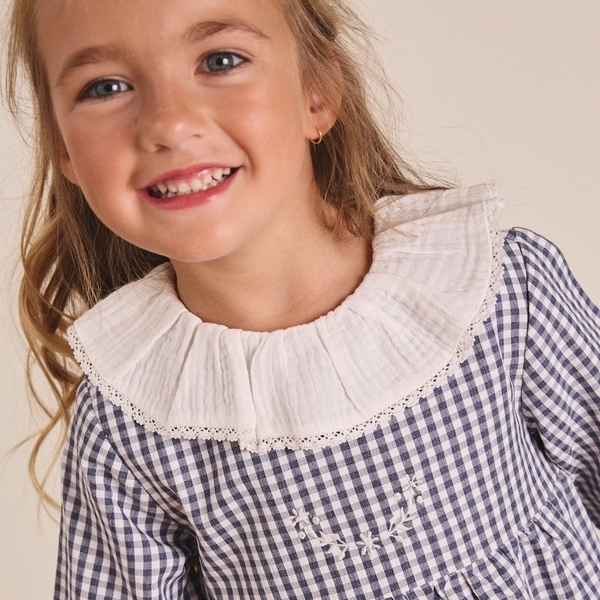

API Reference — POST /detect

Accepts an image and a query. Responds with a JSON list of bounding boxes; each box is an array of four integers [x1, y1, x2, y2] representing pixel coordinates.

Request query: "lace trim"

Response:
[[68, 194, 506, 453]]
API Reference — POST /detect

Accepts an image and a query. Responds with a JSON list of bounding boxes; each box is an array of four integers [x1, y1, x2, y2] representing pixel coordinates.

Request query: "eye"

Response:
[[202, 52, 246, 74], [81, 79, 132, 100]]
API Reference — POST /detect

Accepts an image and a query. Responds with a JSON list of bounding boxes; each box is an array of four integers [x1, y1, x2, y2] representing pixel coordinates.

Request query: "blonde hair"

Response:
[[5, 0, 441, 504]]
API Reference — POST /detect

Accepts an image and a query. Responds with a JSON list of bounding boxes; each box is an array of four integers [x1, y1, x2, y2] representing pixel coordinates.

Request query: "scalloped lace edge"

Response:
[[67, 195, 506, 453]]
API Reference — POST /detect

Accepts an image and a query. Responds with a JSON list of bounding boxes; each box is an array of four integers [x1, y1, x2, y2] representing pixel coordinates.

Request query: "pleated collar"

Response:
[[68, 184, 505, 452]]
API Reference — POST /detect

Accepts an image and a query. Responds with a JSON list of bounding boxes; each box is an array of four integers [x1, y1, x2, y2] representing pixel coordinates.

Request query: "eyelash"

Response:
[[79, 51, 247, 101], [79, 79, 132, 101], [199, 51, 247, 74]]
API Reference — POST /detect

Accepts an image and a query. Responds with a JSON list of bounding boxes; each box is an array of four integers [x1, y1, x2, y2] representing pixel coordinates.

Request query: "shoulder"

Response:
[[70, 376, 142, 453], [500, 228, 600, 369], [70, 377, 105, 438], [504, 228, 598, 310], [68, 377, 171, 488], [501, 228, 562, 288], [505, 228, 571, 275], [68, 377, 121, 455]]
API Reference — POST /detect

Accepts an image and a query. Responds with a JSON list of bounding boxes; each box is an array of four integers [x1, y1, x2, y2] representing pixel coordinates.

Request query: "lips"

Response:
[[146, 166, 236, 199]]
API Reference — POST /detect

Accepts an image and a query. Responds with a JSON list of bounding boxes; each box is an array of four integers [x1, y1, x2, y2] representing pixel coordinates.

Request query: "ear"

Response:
[[305, 88, 338, 141], [304, 60, 342, 141], [58, 139, 80, 186]]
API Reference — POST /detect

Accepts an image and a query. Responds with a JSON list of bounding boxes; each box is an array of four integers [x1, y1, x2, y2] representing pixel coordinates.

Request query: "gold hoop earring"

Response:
[[310, 129, 324, 145]]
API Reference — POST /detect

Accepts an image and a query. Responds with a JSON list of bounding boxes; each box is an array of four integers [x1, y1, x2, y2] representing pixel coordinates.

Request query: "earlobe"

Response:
[[305, 59, 342, 142], [305, 88, 338, 143]]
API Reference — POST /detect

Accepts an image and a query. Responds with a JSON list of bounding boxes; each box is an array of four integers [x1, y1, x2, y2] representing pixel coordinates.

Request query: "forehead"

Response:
[[37, 0, 292, 80]]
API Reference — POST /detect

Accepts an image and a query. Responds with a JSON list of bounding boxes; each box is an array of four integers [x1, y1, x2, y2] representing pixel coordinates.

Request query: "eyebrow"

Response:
[[183, 19, 268, 46], [55, 19, 269, 90], [55, 46, 126, 90]]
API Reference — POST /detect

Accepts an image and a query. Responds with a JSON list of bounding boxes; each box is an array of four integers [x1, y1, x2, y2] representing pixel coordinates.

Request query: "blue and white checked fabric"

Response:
[[55, 229, 600, 599]]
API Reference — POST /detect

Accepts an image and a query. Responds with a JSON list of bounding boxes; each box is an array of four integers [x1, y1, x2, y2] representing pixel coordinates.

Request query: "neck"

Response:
[[172, 214, 371, 333]]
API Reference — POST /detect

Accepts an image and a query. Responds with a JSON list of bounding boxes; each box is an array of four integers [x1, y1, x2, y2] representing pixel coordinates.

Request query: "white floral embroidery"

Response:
[[398, 474, 422, 496], [358, 531, 382, 558], [388, 495, 416, 542], [289, 475, 424, 562], [289, 507, 311, 528], [320, 532, 350, 561]]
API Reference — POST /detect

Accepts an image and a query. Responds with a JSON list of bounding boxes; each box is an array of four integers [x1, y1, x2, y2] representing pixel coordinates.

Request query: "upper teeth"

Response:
[[150, 167, 232, 198]]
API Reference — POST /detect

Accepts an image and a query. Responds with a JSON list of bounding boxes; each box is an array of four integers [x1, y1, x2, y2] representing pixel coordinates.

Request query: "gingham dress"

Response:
[[56, 187, 600, 599]]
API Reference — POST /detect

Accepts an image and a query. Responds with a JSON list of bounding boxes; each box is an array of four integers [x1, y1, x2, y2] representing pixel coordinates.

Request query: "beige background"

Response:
[[1, 1, 599, 597]]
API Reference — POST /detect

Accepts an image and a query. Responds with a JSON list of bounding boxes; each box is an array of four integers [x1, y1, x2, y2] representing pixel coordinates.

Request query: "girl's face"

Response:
[[39, 0, 330, 263]]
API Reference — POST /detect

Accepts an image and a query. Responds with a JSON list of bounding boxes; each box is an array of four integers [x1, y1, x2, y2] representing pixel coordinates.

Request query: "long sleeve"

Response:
[[55, 380, 205, 600], [514, 228, 600, 526]]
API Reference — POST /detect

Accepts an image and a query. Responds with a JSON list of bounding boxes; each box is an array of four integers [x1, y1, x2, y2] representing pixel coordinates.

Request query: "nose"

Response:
[[136, 84, 208, 152]]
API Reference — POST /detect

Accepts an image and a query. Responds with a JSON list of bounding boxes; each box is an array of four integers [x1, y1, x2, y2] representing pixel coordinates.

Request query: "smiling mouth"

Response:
[[147, 167, 236, 199]]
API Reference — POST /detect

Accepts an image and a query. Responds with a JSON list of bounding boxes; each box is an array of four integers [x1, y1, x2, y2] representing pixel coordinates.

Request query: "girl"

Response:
[[6, 0, 600, 598]]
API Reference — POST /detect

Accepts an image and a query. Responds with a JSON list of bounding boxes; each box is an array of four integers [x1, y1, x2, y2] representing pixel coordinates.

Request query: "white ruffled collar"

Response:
[[68, 184, 505, 452]]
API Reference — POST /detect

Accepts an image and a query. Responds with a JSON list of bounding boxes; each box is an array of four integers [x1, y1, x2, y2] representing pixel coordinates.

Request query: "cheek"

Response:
[[59, 124, 137, 232], [65, 121, 133, 191], [221, 63, 305, 134], [228, 83, 308, 170]]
